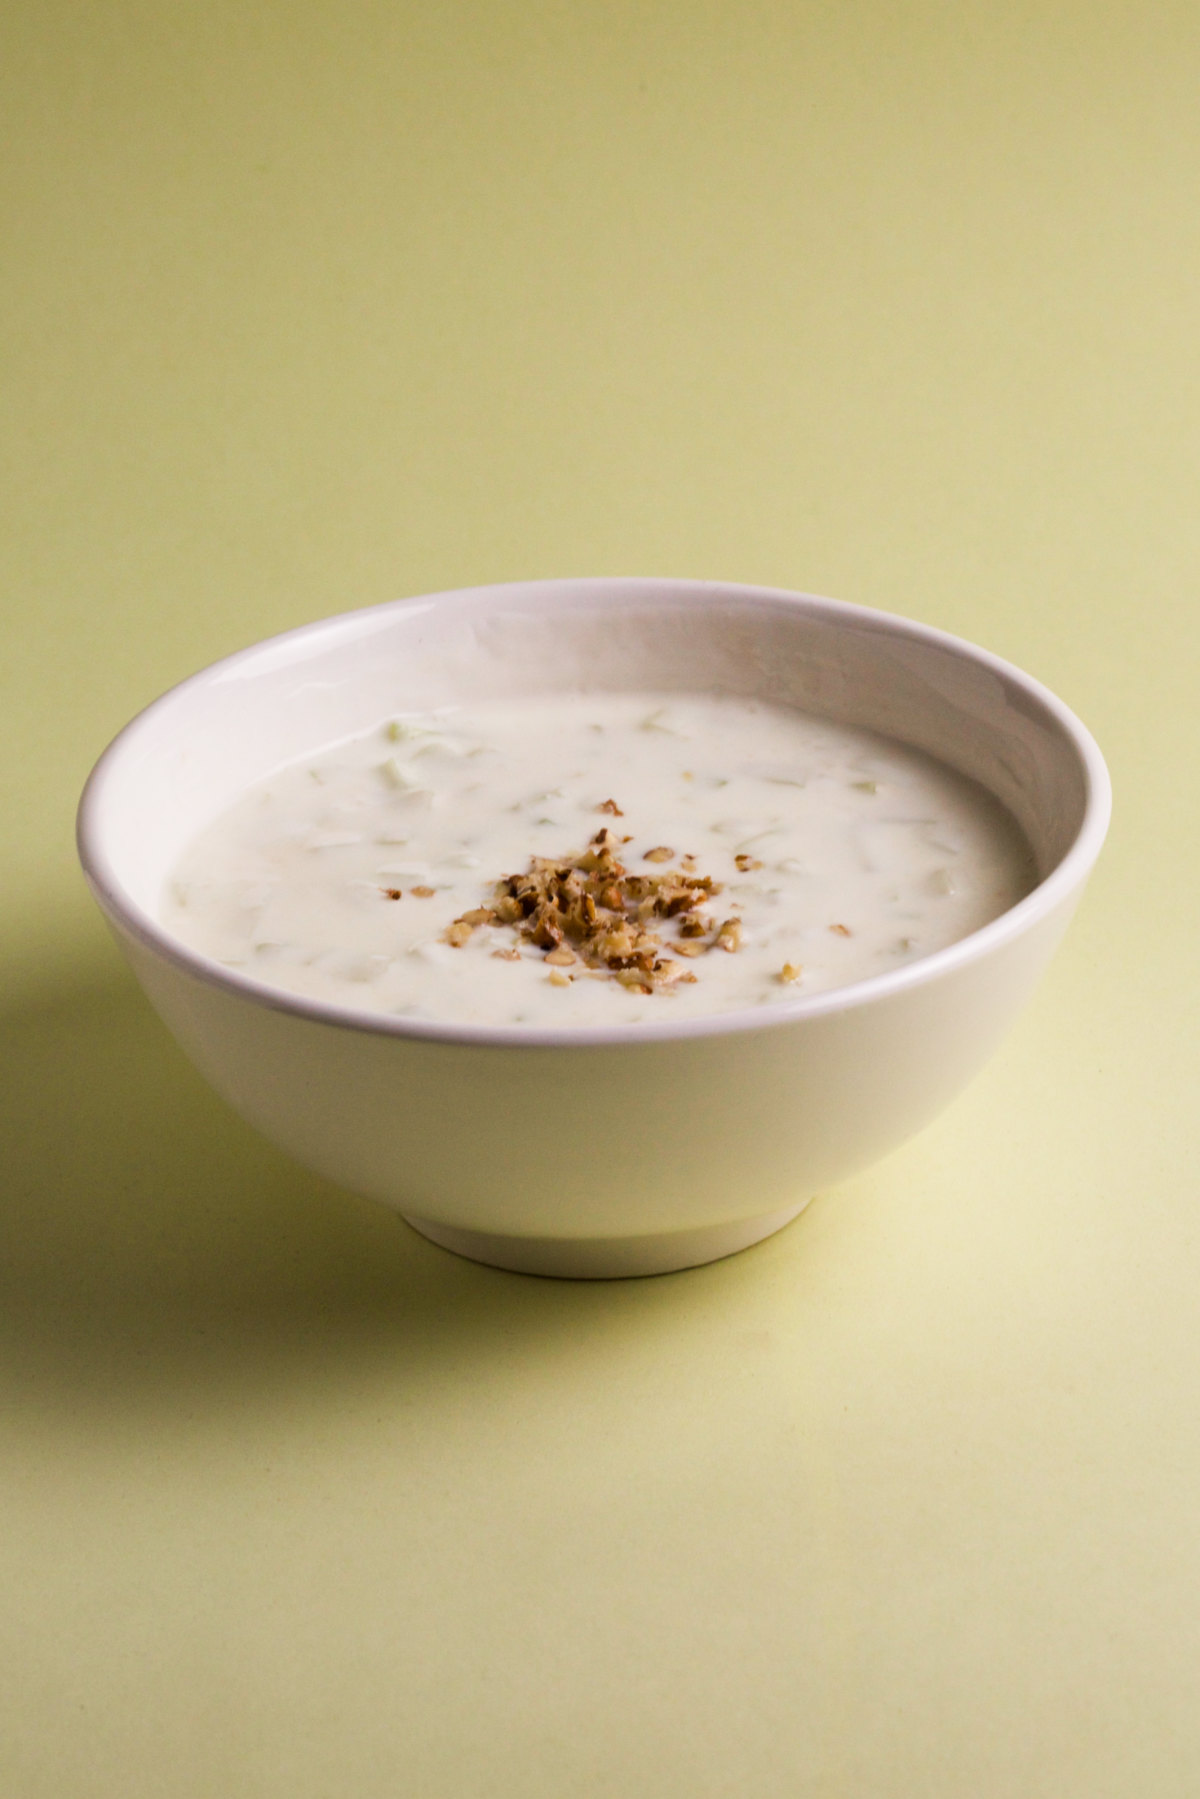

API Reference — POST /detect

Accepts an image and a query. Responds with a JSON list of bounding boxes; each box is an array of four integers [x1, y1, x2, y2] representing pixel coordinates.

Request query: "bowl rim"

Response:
[[76, 576, 1112, 1050]]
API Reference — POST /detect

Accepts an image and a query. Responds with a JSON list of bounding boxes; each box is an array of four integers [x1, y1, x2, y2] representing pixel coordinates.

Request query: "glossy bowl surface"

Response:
[[77, 579, 1111, 1276]]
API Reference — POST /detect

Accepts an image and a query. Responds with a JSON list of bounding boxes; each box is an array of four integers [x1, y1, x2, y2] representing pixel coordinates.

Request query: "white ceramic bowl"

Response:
[[77, 579, 1110, 1278]]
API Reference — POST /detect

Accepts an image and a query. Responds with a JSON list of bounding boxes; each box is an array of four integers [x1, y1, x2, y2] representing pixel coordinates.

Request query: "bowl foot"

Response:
[[401, 1199, 812, 1279]]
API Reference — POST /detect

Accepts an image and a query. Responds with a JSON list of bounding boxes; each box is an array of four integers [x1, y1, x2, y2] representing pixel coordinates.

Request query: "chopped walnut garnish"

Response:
[[735, 853, 763, 873], [643, 846, 674, 863], [411, 885, 436, 898], [443, 824, 725, 994], [829, 922, 852, 937], [654, 959, 690, 985], [716, 917, 743, 953], [491, 946, 521, 961], [596, 798, 624, 816], [445, 910, 496, 947], [382, 887, 403, 900], [779, 962, 802, 984], [530, 915, 563, 950], [547, 970, 572, 988]]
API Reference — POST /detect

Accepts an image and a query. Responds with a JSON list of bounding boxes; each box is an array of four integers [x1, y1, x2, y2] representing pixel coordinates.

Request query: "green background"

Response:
[[3, 4, 1197, 1794]]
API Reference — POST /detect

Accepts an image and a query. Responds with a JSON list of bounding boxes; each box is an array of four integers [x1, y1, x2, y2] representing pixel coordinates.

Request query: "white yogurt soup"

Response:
[[162, 692, 1037, 1028]]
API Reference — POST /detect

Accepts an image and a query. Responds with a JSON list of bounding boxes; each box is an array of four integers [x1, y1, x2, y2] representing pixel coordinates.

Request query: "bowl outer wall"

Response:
[[110, 886, 1080, 1241]]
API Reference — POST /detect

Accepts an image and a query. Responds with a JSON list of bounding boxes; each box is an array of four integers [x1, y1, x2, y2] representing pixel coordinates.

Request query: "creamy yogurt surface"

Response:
[[162, 692, 1036, 1028]]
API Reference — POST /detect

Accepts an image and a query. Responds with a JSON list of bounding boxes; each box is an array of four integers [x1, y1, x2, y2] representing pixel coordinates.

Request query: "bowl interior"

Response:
[[82, 579, 1096, 924]]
